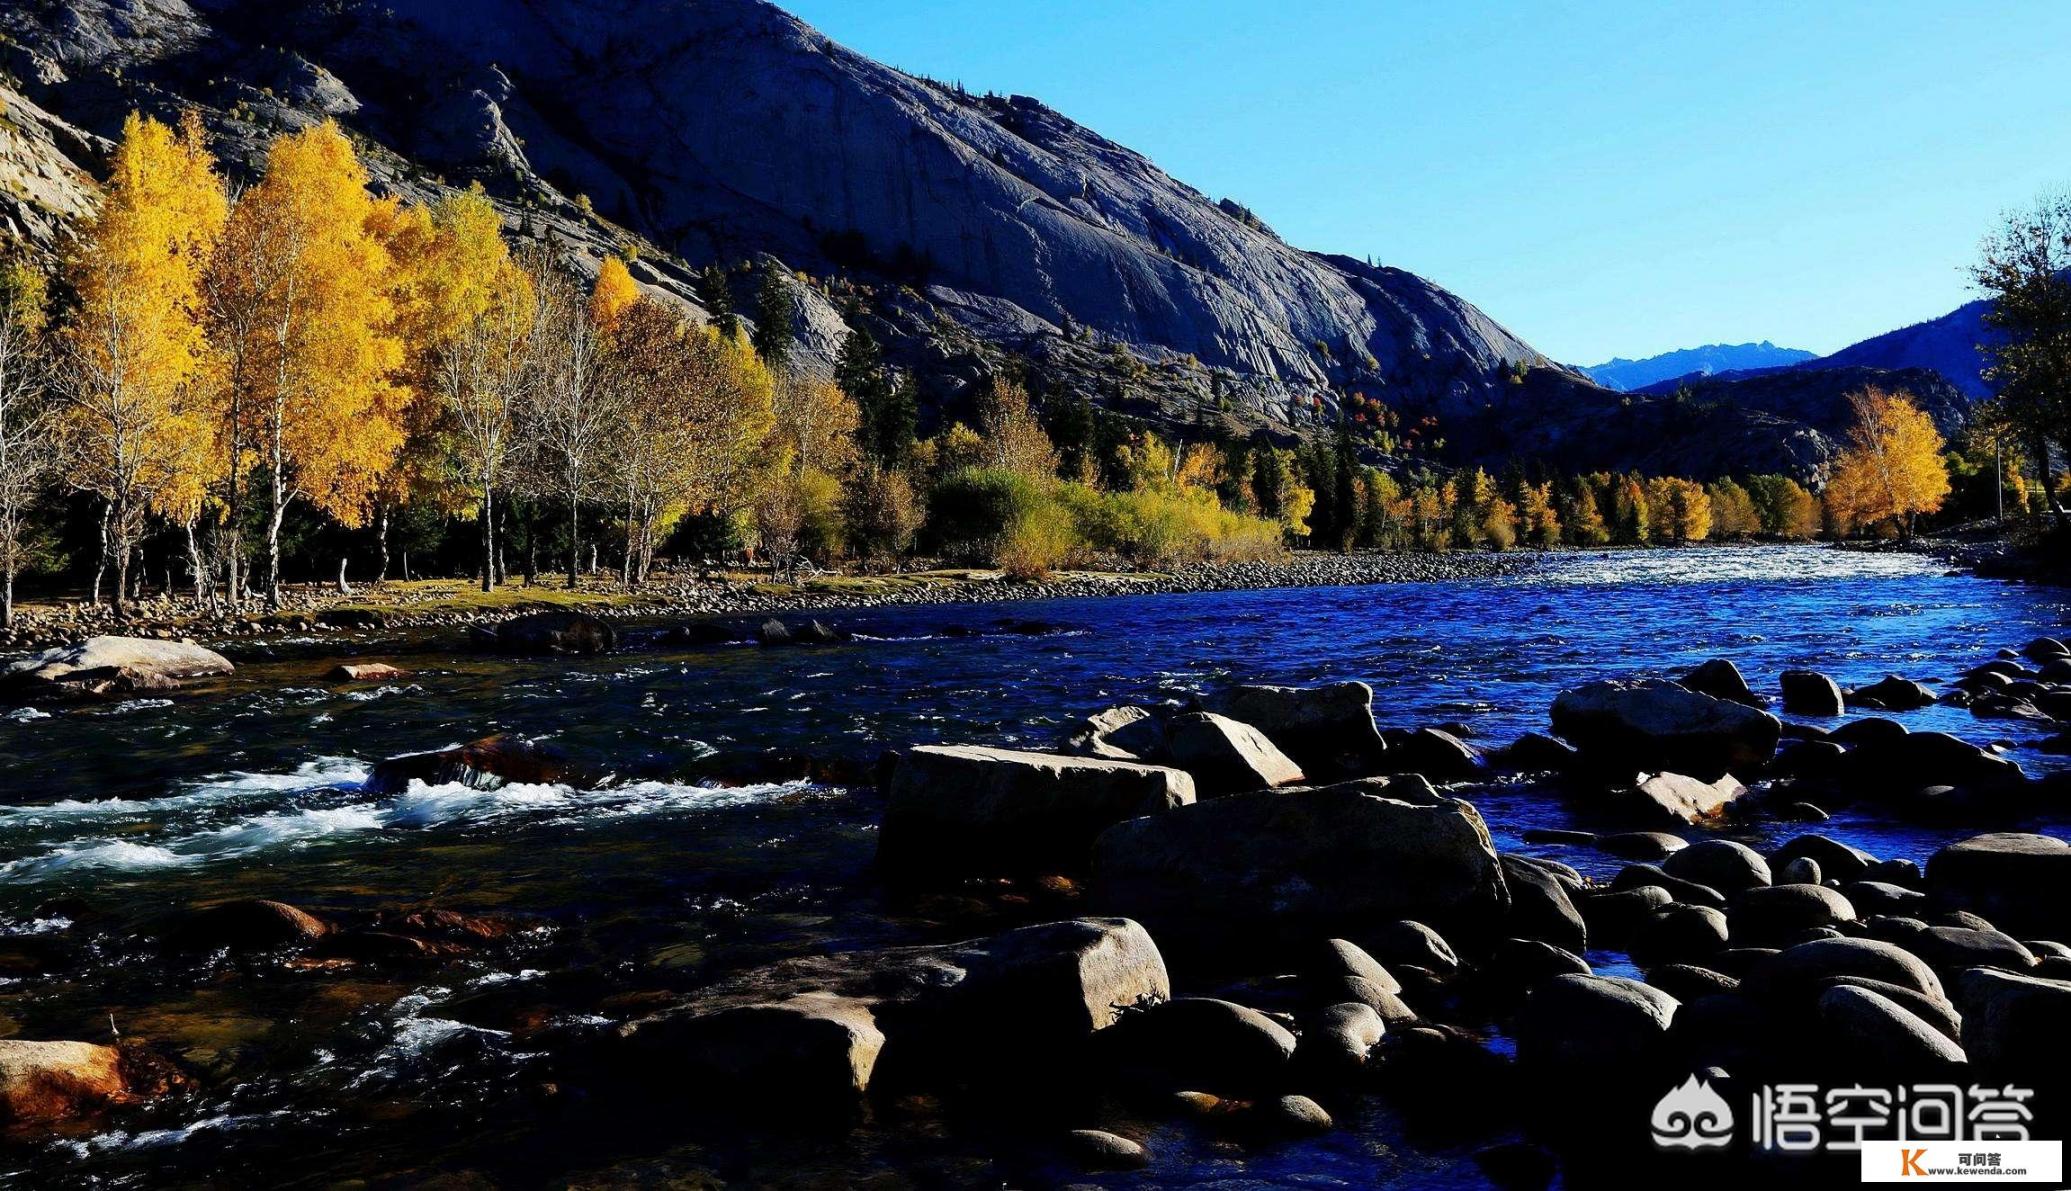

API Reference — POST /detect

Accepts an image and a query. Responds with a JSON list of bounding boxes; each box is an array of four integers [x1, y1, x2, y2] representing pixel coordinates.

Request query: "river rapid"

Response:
[[3, 544, 2069, 1187]]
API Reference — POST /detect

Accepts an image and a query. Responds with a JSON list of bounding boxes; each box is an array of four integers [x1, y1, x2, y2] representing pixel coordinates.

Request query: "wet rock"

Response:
[[1064, 1128, 1147, 1170], [1549, 678, 1781, 780], [328, 662, 406, 681], [1631, 904, 1730, 968], [0, 1040, 132, 1124], [1816, 985, 1967, 1071], [1302, 938, 1401, 997], [1500, 854, 1586, 951], [1101, 997, 1295, 1092], [1598, 831, 1687, 861], [1202, 681, 1386, 775], [1771, 739, 1846, 778], [1064, 705, 1163, 762], [474, 611, 616, 655], [1678, 658, 1760, 707], [366, 735, 589, 797], [1775, 857, 1822, 885], [1779, 670, 1846, 717], [1482, 937, 1592, 992], [1621, 770, 1748, 826], [2, 635, 233, 700], [1164, 711, 1304, 796], [756, 618, 792, 645], [1953, 967, 2071, 1075], [168, 899, 330, 955], [1093, 780, 1507, 944], [1662, 839, 1772, 894], [1361, 919, 1462, 976], [1828, 719, 1908, 752], [1382, 727, 1485, 780], [1294, 1001, 1385, 1076], [1849, 675, 1937, 711], [881, 745, 1194, 880], [1927, 833, 2071, 936], [2022, 637, 2070, 662]]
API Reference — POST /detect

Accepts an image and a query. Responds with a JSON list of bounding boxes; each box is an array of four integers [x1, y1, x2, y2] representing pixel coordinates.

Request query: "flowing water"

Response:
[[3, 545, 2069, 1187]]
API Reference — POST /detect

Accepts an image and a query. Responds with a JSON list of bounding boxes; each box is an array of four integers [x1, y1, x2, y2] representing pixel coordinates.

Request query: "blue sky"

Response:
[[782, 0, 2071, 365]]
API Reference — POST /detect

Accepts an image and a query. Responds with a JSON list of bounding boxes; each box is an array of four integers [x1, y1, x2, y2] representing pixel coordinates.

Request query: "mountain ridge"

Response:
[[1581, 341, 1817, 391]]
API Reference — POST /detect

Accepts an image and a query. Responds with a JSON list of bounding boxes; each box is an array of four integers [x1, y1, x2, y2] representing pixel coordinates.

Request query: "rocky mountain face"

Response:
[[1580, 341, 1816, 391], [0, 0, 1980, 483]]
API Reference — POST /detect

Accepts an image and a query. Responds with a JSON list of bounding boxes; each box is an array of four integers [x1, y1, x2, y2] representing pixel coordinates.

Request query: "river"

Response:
[[3, 544, 2068, 1186]]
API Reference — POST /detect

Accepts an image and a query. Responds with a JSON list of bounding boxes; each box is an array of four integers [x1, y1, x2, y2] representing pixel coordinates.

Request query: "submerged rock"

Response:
[[2, 635, 233, 700], [1092, 778, 1508, 944], [1678, 658, 1761, 707], [878, 745, 1195, 880], [1549, 678, 1780, 779], [169, 899, 330, 954], [328, 662, 406, 681], [1849, 674, 1937, 711], [1779, 669, 1846, 717]]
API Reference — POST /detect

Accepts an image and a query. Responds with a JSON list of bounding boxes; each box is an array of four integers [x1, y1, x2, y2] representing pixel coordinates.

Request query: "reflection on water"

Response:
[[1, 545, 2067, 1185]]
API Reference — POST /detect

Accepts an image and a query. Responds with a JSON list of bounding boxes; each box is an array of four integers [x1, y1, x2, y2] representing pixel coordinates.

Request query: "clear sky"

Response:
[[781, 0, 2071, 366]]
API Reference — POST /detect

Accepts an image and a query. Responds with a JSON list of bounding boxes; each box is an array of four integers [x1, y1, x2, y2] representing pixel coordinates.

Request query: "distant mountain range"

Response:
[[1581, 342, 1817, 391]]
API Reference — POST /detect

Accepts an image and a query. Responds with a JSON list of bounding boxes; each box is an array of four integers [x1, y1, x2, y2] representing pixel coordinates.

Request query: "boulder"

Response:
[[1202, 681, 1386, 774], [328, 662, 406, 682], [1164, 711, 1303, 796], [1580, 884, 1673, 949], [1302, 938, 1401, 997], [1745, 938, 1945, 1008], [1500, 854, 1586, 952], [1092, 780, 1508, 943], [1897, 925, 2037, 974], [1678, 658, 1761, 707], [880, 745, 1194, 880], [1295, 1002, 1385, 1076], [1498, 732, 1579, 773], [1611, 863, 1724, 908], [1100, 997, 1296, 1092], [2, 636, 233, 699], [1255, 1093, 1333, 1135], [1775, 857, 1821, 886], [1598, 831, 1687, 861], [1779, 670, 1846, 717], [1844, 732, 2025, 790], [477, 611, 617, 655], [1773, 834, 1875, 883], [366, 735, 589, 797], [168, 899, 330, 954], [1730, 884, 1855, 943], [1829, 716, 1909, 747], [2021, 637, 2070, 662], [1064, 705, 1164, 762], [1482, 937, 1592, 992], [1849, 675, 1937, 711], [1815, 985, 1967, 1071], [1549, 678, 1780, 779], [1844, 881, 1927, 917], [0, 1040, 132, 1124], [1327, 974, 1417, 1024], [756, 618, 792, 645], [1383, 727, 1485, 780], [1662, 839, 1772, 894], [1361, 919, 1462, 976], [625, 917, 1169, 1084], [1517, 975, 1678, 1085], [1825, 976, 1964, 1041], [1645, 963, 1739, 1003], [1064, 1128, 1148, 1170], [1953, 967, 2071, 1075], [1621, 771, 1748, 825], [630, 992, 885, 1101], [1631, 904, 1730, 968], [1927, 833, 2071, 936]]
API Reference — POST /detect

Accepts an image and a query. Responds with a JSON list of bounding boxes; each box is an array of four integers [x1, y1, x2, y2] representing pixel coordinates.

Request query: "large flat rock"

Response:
[[3, 636, 233, 699], [1551, 678, 1780, 779]]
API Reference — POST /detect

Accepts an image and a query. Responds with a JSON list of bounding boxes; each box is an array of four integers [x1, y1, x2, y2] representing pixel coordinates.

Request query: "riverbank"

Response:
[[0, 550, 1540, 652]]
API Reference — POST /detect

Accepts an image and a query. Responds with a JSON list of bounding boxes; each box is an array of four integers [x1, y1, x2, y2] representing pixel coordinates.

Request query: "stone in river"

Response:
[[1621, 770, 1748, 826], [1098, 996, 1296, 1092], [1678, 658, 1762, 707], [1815, 985, 1967, 1072], [366, 735, 591, 797], [1516, 975, 1678, 1087], [1091, 779, 1508, 944], [1549, 678, 1780, 780], [1202, 681, 1386, 775], [1663, 839, 1771, 893], [1772, 834, 1875, 882], [329, 662, 406, 681], [1064, 705, 1165, 762], [1294, 1001, 1386, 1077], [1164, 711, 1304, 796], [879, 745, 1194, 880], [1597, 831, 1688, 861], [0, 1040, 136, 1124], [635, 991, 885, 1102], [473, 610, 616, 655], [1382, 726, 1487, 780], [1927, 833, 2071, 936], [1063, 1128, 1148, 1170], [1500, 854, 1586, 952], [1848, 674, 1937, 711], [1779, 669, 1845, 717], [2021, 637, 2070, 662], [2, 635, 233, 700], [168, 899, 330, 954], [1630, 904, 1730, 968], [1954, 967, 2071, 1076]]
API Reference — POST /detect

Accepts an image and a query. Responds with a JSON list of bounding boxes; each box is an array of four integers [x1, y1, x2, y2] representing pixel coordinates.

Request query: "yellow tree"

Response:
[[60, 111, 227, 617], [1824, 387, 1951, 539], [212, 120, 404, 606], [590, 255, 639, 331]]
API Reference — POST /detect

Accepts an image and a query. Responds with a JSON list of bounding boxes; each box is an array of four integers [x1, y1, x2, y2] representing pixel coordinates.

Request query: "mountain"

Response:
[[1798, 299, 1997, 398], [1580, 341, 1817, 391], [0, 0, 1976, 483]]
